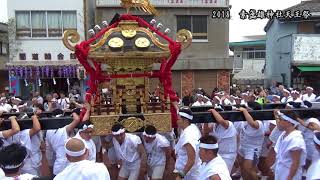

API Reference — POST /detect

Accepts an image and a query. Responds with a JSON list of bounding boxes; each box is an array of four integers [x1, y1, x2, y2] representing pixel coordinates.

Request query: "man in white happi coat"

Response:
[[0, 143, 37, 180], [54, 137, 110, 180], [302, 86, 317, 102], [202, 109, 237, 173], [237, 106, 265, 180], [74, 122, 96, 162], [45, 109, 82, 175], [6, 106, 42, 176], [142, 125, 171, 180], [174, 107, 201, 180], [306, 131, 320, 180], [111, 124, 147, 180], [198, 135, 232, 180], [274, 110, 307, 180]]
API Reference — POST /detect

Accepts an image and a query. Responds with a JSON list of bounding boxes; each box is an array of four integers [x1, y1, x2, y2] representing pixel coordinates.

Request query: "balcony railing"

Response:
[[96, 0, 229, 8]]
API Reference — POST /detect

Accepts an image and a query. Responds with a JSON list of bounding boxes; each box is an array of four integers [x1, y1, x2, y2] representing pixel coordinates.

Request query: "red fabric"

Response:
[[75, 14, 181, 126]]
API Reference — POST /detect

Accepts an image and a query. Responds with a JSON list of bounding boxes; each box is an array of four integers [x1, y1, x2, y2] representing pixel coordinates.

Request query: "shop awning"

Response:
[[297, 66, 320, 72]]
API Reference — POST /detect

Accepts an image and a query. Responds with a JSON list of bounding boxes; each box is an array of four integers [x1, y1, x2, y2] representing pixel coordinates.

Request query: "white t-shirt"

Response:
[[239, 121, 265, 149], [143, 134, 170, 167], [57, 98, 70, 110], [6, 129, 42, 175], [175, 124, 201, 176], [198, 155, 232, 180], [192, 101, 204, 107], [54, 160, 110, 180], [302, 93, 316, 102], [75, 132, 96, 162], [306, 158, 320, 180], [0, 103, 12, 113], [2, 173, 37, 180], [274, 130, 307, 180], [112, 133, 142, 170], [0, 132, 9, 148], [281, 96, 291, 103], [0, 168, 4, 179], [46, 127, 69, 175], [209, 121, 237, 155], [269, 126, 283, 145]]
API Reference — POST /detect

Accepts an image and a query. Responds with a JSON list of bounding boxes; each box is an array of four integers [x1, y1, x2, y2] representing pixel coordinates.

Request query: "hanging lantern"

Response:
[[36, 67, 40, 78], [50, 67, 54, 78], [58, 67, 62, 77], [45, 66, 50, 77], [19, 67, 24, 77], [41, 66, 45, 78], [53, 77, 56, 85]]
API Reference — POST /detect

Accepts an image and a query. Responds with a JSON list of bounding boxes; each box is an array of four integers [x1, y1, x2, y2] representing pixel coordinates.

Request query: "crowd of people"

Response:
[[0, 84, 319, 180]]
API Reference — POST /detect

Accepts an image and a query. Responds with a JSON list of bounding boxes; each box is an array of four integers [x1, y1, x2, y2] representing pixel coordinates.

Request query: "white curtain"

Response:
[[63, 11, 76, 30], [31, 11, 46, 29], [48, 11, 62, 37], [16, 11, 30, 29], [16, 11, 31, 37], [31, 11, 46, 37]]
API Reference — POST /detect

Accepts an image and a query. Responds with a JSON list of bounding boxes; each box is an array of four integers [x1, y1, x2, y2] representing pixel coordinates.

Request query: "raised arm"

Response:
[[238, 107, 259, 129], [208, 109, 229, 129], [29, 114, 41, 137], [65, 112, 81, 134], [1, 116, 20, 139]]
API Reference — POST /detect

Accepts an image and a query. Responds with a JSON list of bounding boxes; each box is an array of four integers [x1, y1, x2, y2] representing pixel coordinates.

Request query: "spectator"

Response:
[[34, 92, 44, 105]]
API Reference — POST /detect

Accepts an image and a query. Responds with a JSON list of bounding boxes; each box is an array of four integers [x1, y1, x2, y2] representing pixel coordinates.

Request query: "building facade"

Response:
[[7, 0, 94, 99], [95, 0, 233, 96], [0, 23, 9, 92], [264, 0, 320, 93], [229, 35, 266, 90]]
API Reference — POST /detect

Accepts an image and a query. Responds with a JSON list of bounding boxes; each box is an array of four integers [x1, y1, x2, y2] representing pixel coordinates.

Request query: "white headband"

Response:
[[291, 90, 300, 94], [112, 128, 125, 135], [1, 162, 23, 169], [277, 111, 299, 126], [64, 138, 87, 157], [199, 143, 219, 149], [306, 86, 314, 91], [314, 135, 320, 145], [143, 131, 156, 138], [79, 124, 94, 133], [178, 112, 193, 120]]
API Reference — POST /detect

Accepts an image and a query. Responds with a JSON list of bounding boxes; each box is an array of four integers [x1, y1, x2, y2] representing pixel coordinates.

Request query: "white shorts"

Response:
[[238, 146, 260, 165], [148, 165, 165, 179], [119, 165, 140, 180], [220, 153, 237, 173]]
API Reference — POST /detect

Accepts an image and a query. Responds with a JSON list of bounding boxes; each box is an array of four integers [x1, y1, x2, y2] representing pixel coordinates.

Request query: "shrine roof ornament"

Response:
[[62, 1, 193, 130]]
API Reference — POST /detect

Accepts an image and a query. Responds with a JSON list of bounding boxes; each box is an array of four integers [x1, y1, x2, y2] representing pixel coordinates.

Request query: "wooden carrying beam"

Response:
[[1, 108, 320, 131]]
